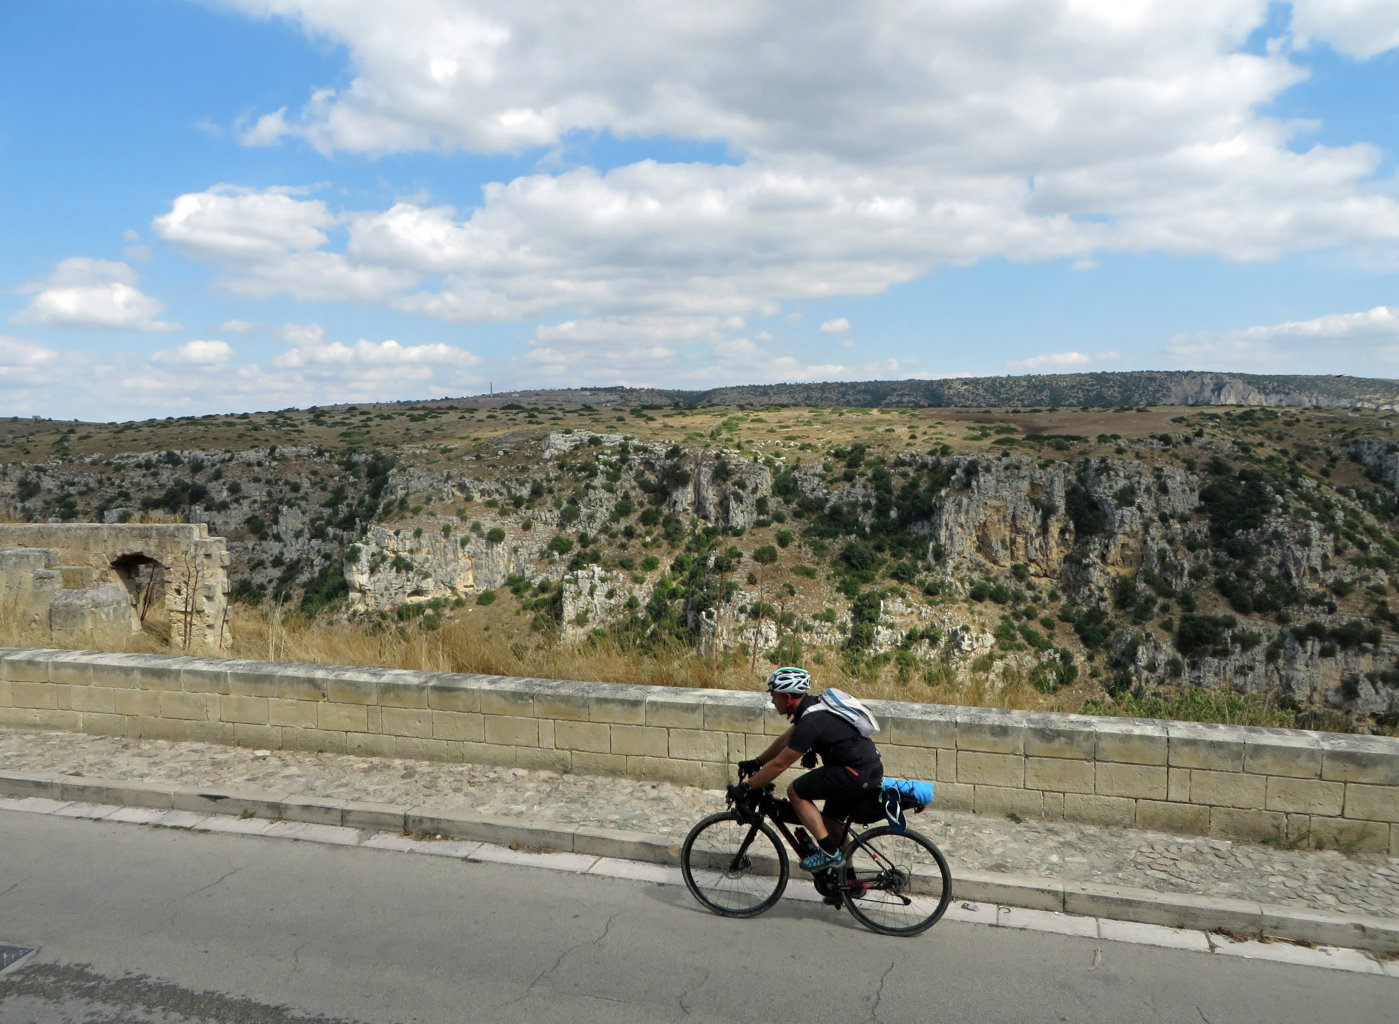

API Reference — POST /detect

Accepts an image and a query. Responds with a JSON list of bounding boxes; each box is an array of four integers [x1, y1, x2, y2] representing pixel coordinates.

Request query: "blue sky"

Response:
[[3, 0, 1398, 422]]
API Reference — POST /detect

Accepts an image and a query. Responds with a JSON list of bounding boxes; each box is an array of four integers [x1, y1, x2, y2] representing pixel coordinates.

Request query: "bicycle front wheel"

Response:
[[680, 811, 790, 917], [839, 826, 952, 936]]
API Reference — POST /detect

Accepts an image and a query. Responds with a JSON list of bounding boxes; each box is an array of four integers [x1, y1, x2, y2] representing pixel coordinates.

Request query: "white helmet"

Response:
[[765, 667, 811, 694]]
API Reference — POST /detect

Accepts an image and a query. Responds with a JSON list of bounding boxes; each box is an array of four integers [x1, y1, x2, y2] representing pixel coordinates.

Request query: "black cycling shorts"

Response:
[[790, 764, 881, 820]]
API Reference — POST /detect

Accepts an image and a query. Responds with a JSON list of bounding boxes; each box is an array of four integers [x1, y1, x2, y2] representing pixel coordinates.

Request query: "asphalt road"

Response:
[[0, 811, 1391, 1024]]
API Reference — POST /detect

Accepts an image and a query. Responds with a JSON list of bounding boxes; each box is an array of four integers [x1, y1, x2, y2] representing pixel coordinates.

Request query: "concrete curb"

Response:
[[3, 770, 1396, 954]]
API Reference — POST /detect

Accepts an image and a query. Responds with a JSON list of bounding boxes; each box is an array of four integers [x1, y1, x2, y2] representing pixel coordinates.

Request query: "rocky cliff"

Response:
[[2, 399, 1397, 727]]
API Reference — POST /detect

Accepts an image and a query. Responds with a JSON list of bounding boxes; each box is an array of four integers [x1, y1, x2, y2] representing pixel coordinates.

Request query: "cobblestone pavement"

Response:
[[2, 728, 1396, 921]]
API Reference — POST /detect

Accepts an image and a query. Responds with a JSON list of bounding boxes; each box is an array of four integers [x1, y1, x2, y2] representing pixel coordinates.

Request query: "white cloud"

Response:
[[1289, 0, 1399, 60], [0, 335, 60, 370], [153, 185, 336, 262], [152, 339, 234, 366], [1165, 305, 1399, 369], [1005, 350, 1120, 371], [12, 258, 177, 331], [273, 337, 480, 369], [88, 1, 1392, 401]]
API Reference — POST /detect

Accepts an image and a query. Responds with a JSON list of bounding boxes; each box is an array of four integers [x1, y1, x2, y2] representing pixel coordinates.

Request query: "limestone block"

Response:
[[392, 736, 459, 761], [957, 751, 1024, 788], [610, 724, 668, 757], [588, 694, 649, 725], [1096, 762, 1167, 800], [135, 718, 193, 742], [975, 785, 1043, 819], [431, 711, 484, 742], [1025, 756, 1094, 794], [1208, 806, 1284, 843], [79, 712, 130, 737], [326, 676, 379, 706], [1188, 769, 1267, 809], [932, 781, 974, 810], [180, 662, 230, 695], [1242, 731, 1323, 779], [234, 724, 285, 749], [0, 650, 56, 682], [1063, 793, 1136, 828], [460, 741, 521, 766], [345, 732, 395, 758], [318, 702, 369, 733], [1344, 783, 1399, 823], [516, 747, 571, 772], [885, 744, 937, 781], [643, 692, 707, 729], [375, 672, 433, 708], [483, 714, 539, 747], [219, 695, 267, 726], [668, 727, 727, 762], [1095, 721, 1168, 765], [534, 693, 593, 722], [46, 652, 99, 686], [955, 708, 1025, 754], [1167, 722, 1243, 771], [11, 681, 57, 710], [1022, 716, 1096, 760], [1136, 801, 1210, 835], [381, 706, 433, 738], [885, 710, 957, 749], [572, 751, 628, 776], [268, 699, 318, 729], [555, 720, 611, 753], [633, 755, 703, 786], [222, 662, 303, 699], [1321, 738, 1399, 785], [113, 689, 160, 718], [159, 691, 212, 722], [701, 701, 767, 733], [1264, 777, 1344, 816], [481, 688, 536, 717], [1306, 816, 1390, 854], [428, 679, 482, 713]]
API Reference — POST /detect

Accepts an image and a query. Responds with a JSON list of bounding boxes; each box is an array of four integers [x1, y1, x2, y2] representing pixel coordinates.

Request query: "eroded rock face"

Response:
[[346, 523, 528, 610]]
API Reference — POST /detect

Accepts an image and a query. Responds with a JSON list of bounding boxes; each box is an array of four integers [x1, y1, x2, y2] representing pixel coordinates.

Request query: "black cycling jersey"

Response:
[[787, 694, 882, 774]]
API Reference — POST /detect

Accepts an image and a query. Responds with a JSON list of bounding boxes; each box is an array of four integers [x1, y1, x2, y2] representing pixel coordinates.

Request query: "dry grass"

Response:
[[222, 605, 1082, 712]]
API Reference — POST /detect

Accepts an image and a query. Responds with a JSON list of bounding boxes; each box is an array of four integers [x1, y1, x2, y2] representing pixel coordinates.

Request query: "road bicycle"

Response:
[[680, 777, 953, 936]]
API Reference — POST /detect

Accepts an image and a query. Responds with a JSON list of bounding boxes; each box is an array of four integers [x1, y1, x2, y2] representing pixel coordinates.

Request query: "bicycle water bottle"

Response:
[[794, 827, 818, 859]]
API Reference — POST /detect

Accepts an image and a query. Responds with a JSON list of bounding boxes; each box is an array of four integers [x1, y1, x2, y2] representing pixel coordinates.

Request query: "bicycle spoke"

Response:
[[681, 812, 790, 918], [839, 827, 952, 936]]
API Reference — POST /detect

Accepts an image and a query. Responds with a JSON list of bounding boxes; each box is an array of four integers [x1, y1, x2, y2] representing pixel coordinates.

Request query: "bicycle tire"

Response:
[[680, 811, 790, 918], [838, 825, 952, 936]]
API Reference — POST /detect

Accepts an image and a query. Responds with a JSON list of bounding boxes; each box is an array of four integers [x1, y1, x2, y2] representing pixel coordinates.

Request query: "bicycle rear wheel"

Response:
[[839, 826, 952, 936], [681, 811, 790, 917]]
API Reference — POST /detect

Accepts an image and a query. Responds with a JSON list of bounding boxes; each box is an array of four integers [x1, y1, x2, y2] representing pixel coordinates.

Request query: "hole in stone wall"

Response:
[[110, 552, 168, 640]]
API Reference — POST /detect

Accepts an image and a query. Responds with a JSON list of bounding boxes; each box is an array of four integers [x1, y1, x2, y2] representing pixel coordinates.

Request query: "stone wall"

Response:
[[0, 525, 230, 652], [0, 648, 1394, 854]]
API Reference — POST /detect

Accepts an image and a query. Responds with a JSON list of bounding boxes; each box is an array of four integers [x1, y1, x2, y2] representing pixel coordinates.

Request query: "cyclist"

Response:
[[732, 667, 883, 871]]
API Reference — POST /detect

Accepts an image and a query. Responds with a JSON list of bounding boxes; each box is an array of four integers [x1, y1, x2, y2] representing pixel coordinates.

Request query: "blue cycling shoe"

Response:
[[800, 848, 844, 871]]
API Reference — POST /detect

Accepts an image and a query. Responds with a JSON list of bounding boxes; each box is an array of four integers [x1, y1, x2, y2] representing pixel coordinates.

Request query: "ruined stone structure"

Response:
[[0, 524, 231, 652]]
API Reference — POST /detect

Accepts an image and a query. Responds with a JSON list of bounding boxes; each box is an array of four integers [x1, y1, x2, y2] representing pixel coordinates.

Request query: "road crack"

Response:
[[867, 959, 897, 1023]]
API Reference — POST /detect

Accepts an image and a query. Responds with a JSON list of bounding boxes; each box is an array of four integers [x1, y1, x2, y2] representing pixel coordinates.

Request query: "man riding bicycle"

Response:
[[731, 667, 883, 871]]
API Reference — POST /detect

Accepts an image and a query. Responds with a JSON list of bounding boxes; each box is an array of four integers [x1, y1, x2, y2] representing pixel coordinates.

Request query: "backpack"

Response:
[[801, 687, 880, 738]]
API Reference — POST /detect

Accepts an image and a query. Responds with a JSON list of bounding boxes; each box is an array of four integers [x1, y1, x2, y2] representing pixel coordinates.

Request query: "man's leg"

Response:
[[787, 784, 829, 840]]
